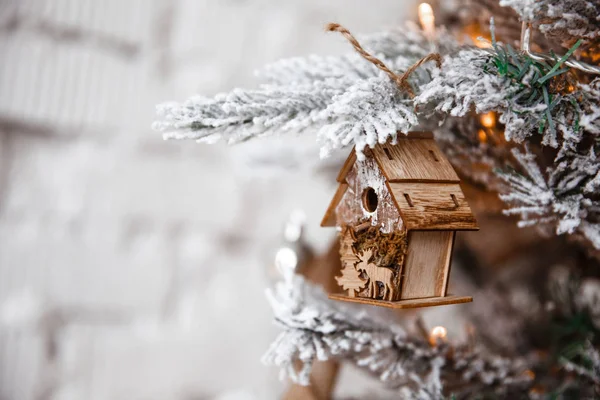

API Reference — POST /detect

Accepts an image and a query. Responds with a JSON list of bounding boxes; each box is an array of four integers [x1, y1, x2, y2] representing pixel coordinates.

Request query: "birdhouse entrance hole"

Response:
[[362, 187, 378, 212]]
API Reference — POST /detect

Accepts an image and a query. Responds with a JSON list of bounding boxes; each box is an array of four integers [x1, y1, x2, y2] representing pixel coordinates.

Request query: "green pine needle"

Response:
[[539, 39, 583, 84], [485, 23, 582, 144]]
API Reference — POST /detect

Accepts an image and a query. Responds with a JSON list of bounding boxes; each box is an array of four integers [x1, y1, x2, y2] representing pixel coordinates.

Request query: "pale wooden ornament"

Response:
[[322, 132, 478, 309]]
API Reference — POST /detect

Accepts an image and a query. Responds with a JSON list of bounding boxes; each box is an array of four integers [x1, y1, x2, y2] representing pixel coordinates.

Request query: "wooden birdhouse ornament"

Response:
[[322, 132, 478, 309]]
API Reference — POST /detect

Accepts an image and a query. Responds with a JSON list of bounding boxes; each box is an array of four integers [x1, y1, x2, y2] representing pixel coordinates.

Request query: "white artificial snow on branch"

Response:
[[561, 341, 600, 386], [262, 269, 532, 397], [415, 45, 586, 151], [415, 48, 511, 117], [257, 26, 458, 86], [502, 0, 600, 47], [152, 80, 347, 144], [318, 76, 418, 159], [498, 148, 600, 249], [153, 25, 455, 160]]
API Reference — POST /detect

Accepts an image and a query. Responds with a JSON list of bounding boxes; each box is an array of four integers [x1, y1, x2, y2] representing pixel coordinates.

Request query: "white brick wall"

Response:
[[0, 1, 415, 399]]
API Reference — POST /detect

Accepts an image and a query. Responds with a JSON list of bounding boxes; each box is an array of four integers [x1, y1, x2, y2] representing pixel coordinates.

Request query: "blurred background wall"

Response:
[[0, 1, 415, 399]]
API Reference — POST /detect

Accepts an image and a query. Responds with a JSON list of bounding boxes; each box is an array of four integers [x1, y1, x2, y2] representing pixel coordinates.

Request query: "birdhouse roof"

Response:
[[322, 132, 478, 231], [336, 132, 459, 184]]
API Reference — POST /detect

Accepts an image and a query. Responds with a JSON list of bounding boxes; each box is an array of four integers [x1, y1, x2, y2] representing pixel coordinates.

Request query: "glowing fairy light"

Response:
[[478, 129, 488, 144], [523, 369, 535, 380], [480, 111, 496, 128], [429, 325, 447, 345], [418, 3, 436, 39]]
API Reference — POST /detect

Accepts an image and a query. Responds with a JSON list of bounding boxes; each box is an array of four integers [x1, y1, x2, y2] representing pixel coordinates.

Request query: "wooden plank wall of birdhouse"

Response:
[[389, 183, 478, 230], [400, 231, 454, 299], [373, 139, 459, 182], [321, 183, 348, 227], [335, 154, 403, 233]]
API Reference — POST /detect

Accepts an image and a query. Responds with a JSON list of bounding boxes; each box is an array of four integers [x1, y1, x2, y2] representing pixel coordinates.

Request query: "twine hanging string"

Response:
[[326, 23, 442, 98]]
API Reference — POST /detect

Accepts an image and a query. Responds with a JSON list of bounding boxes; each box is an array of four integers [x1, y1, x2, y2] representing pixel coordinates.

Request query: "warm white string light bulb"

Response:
[[418, 3, 436, 40], [429, 325, 447, 346]]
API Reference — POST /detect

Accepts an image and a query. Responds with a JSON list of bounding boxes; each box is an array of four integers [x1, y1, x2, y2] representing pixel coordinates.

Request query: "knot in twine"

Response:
[[326, 23, 441, 98]]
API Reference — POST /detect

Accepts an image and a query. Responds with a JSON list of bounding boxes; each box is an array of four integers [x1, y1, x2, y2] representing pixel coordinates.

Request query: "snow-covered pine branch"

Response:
[[415, 48, 510, 117], [580, 78, 600, 136], [153, 25, 453, 160], [318, 76, 418, 159], [501, 0, 600, 48], [497, 148, 600, 249], [257, 25, 460, 85], [262, 270, 532, 397], [415, 35, 589, 155], [561, 341, 600, 387], [152, 79, 348, 144]]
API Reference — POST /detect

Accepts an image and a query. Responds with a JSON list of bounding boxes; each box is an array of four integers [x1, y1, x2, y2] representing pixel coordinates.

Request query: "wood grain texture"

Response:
[[336, 149, 356, 183], [339, 228, 360, 274], [320, 183, 348, 227], [389, 182, 478, 230], [336, 232, 365, 297], [328, 293, 472, 309], [400, 231, 453, 299], [334, 156, 404, 232], [355, 248, 396, 301], [338, 227, 372, 298], [399, 131, 434, 139], [335, 266, 366, 297], [372, 139, 460, 183], [440, 232, 456, 296]]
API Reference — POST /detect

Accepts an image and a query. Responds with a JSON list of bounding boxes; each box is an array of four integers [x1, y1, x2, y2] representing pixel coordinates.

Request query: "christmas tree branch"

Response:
[[153, 13, 600, 252], [262, 269, 533, 398]]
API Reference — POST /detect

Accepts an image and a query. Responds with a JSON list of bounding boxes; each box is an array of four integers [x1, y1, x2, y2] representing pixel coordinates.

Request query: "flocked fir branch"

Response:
[[416, 20, 587, 153], [257, 25, 459, 86], [412, 23, 600, 250], [263, 261, 600, 398], [153, 24, 458, 160], [464, 263, 600, 397], [497, 146, 600, 249], [264, 260, 600, 397], [154, 15, 600, 249], [501, 0, 600, 48], [262, 267, 533, 398], [562, 340, 600, 388]]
